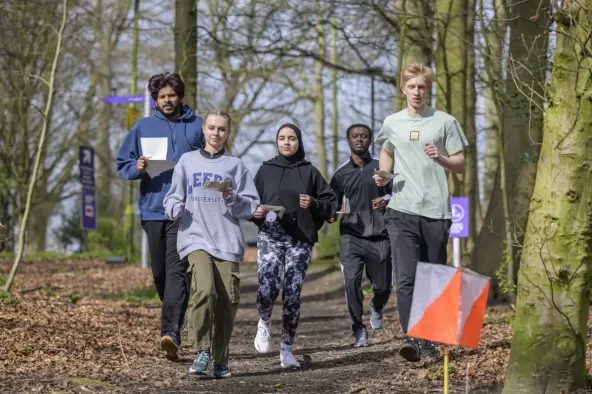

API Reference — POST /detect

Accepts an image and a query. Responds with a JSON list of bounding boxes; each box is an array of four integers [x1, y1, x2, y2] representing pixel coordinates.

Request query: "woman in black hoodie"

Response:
[[251, 124, 337, 368]]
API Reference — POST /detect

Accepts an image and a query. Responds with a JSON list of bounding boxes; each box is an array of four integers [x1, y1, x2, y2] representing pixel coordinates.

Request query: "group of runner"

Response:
[[116, 63, 468, 378]]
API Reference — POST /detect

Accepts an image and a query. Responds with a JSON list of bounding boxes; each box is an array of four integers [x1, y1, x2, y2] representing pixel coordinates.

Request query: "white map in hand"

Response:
[[373, 170, 395, 179], [140, 137, 175, 178]]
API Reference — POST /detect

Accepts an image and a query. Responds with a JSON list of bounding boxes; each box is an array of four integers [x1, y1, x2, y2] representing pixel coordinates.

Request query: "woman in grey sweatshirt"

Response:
[[163, 110, 259, 379]]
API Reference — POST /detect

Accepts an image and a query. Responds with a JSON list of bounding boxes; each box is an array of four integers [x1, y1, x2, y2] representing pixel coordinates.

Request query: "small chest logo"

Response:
[[410, 130, 420, 141]]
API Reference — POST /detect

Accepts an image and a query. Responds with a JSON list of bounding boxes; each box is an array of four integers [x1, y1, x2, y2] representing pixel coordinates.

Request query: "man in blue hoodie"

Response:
[[116, 72, 203, 360]]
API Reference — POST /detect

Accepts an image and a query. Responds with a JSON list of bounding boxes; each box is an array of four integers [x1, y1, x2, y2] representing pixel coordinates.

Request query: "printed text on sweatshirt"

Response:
[[163, 151, 260, 262]]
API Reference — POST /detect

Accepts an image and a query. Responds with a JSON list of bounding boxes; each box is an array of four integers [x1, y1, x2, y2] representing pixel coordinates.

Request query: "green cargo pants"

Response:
[[187, 250, 241, 364]]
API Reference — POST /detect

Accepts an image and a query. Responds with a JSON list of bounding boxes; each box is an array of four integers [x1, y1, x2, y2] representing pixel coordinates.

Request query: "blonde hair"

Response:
[[400, 63, 435, 91], [203, 109, 233, 153]]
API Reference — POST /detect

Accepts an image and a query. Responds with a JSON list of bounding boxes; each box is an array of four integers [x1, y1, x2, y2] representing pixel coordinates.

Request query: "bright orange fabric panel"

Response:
[[408, 270, 462, 345]]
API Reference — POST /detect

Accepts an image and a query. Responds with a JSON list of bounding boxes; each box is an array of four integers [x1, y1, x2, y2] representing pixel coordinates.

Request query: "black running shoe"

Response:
[[398, 337, 421, 362]]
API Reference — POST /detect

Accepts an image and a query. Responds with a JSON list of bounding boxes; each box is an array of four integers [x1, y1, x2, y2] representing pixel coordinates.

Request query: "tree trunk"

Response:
[[395, 0, 433, 110], [25, 204, 51, 254], [471, 0, 547, 293], [435, 0, 467, 198], [314, 0, 327, 178], [5, 0, 68, 291], [502, 3, 592, 391], [481, 0, 505, 215], [331, 13, 339, 173], [463, 0, 480, 258], [96, 12, 114, 216], [175, 0, 198, 109], [435, 0, 469, 265]]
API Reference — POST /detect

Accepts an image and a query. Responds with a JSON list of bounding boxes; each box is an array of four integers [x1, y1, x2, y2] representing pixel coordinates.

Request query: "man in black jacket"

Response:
[[329, 124, 393, 347]]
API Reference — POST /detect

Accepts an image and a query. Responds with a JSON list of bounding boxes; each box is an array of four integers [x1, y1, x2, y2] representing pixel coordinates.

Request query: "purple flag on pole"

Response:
[[450, 197, 469, 238], [81, 187, 97, 231]]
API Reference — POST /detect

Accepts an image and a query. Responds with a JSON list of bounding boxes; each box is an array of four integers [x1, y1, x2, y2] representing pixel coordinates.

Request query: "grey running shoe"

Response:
[[369, 303, 384, 330], [353, 327, 369, 347]]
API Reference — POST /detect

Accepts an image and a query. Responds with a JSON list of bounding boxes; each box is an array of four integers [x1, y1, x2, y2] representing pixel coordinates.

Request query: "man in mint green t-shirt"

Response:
[[374, 63, 468, 363]]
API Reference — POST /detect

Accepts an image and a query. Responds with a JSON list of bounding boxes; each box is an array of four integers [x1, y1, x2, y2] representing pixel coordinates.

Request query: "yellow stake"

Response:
[[444, 345, 449, 394]]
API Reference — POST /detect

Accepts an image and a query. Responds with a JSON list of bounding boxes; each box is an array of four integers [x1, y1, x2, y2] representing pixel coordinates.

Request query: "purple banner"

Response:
[[450, 197, 469, 238], [81, 187, 97, 231], [103, 95, 155, 108], [79, 146, 95, 187]]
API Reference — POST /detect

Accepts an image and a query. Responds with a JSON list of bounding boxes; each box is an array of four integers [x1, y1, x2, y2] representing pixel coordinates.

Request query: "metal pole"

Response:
[[82, 230, 88, 253], [453, 237, 461, 268], [371, 75, 375, 155], [141, 86, 150, 269]]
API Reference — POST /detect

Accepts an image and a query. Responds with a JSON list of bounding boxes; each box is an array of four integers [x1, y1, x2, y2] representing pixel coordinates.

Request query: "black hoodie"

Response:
[[252, 124, 338, 245]]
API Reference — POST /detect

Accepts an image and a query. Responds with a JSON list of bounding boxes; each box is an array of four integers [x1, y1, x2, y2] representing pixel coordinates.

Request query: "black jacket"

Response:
[[330, 155, 391, 239], [252, 157, 338, 245]]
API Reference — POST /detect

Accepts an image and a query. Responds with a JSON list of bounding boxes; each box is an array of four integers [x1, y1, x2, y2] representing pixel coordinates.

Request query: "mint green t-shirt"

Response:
[[374, 107, 468, 219]]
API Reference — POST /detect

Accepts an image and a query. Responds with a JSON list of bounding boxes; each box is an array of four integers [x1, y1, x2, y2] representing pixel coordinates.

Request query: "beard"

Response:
[[159, 100, 181, 117]]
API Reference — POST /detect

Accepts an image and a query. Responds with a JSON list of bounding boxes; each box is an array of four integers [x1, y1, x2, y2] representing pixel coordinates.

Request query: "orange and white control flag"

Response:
[[407, 262, 490, 349]]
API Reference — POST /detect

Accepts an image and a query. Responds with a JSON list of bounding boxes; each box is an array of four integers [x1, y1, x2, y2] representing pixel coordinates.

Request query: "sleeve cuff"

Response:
[[224, 191, 237, 204]]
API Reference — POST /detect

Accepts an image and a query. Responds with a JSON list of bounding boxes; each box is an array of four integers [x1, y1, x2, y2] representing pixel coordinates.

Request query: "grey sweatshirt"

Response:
[[163, 150, 260, 262]]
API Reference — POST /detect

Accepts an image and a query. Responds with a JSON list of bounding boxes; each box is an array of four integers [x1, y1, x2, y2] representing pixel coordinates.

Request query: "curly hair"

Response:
[[148, 73, 185, 101]]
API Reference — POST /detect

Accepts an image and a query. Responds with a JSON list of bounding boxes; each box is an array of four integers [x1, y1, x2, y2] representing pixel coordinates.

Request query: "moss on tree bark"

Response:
[[503, 2, 592, 392]]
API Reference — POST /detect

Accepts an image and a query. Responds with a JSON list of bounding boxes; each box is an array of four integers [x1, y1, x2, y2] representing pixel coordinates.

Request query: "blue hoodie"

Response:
[[116, 104, 204, 221]]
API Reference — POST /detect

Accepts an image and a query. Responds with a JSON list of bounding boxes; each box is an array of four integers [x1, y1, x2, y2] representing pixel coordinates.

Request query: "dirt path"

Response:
[[0, 258, 511, 393]]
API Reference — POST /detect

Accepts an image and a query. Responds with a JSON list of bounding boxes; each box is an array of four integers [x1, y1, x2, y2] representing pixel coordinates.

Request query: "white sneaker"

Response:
[[254, 319, 271, 353], [280, 350, 301, 369]]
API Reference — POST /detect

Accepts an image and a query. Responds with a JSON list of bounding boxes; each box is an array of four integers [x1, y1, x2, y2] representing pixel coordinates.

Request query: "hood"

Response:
[[265, 123, 309, 168]]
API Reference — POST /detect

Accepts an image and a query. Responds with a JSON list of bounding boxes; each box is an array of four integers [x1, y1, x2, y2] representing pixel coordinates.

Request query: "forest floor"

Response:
[[1, 256, 592, 394]]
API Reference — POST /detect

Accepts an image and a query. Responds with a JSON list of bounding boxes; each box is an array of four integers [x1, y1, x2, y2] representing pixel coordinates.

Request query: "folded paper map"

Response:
[[373, 170, 395, 179], [145, 160, 175, 178], [204, 179, 232, 192], [336, 196, 351, 214], [261, 204, 285, 219]]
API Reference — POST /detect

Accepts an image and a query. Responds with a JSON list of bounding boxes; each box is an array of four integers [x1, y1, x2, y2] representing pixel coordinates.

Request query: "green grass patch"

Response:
[[68, 378, 113, 388], [429, 363, 457, 380], [0, 251, 141, 265], [122, 286, 160, 304], [0, 290, 22, 304], [0, 251, 120, 261], [362, 287, 374, 296], [54, 294, 84, 304]]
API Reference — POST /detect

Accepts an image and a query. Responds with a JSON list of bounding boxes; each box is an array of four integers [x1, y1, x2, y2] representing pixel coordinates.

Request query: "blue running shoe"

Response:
[[189, 350, 211, 375]]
